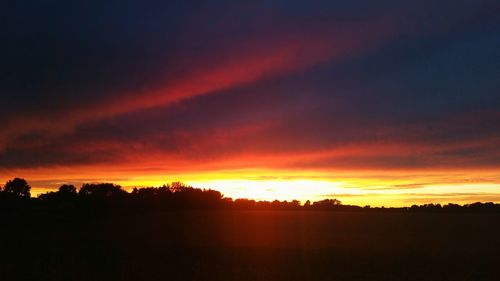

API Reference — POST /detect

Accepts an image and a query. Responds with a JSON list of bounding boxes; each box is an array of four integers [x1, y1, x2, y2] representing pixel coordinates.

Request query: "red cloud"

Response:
[[0, 19, 398, 151]]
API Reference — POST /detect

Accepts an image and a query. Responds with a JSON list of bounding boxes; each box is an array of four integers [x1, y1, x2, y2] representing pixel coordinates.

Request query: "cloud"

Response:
[[0, 0, 403, 150], [0, 0, 499, 202]]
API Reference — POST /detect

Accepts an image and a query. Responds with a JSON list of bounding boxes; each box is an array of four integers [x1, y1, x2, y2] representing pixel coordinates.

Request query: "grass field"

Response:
[[1, 211, 499, 280]]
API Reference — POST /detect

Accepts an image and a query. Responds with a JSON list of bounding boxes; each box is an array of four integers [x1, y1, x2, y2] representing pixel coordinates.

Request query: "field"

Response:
[[1, 210, 499, 280]]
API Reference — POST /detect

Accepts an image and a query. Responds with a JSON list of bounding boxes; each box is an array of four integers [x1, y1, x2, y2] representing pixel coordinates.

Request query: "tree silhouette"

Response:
[[169, 181, 188, 193], [3, 178, 31, 198], [59, 184, 77, 194], [312, 198, 341, 210], [1, 178, 499, 213], [78, 183, 127, 199]]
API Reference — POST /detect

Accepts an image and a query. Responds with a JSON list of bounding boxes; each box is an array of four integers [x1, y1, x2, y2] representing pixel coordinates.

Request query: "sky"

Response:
[[1, 0, 500, 206]]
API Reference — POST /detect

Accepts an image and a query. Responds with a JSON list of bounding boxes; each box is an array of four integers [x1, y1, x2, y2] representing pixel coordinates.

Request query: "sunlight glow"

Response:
[[6, 166, 500, 207], [187, 179, 349, 202]]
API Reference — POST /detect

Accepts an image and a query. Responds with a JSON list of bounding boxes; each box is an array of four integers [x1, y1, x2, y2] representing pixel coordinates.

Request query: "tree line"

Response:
[[0, 177, 499, 212]]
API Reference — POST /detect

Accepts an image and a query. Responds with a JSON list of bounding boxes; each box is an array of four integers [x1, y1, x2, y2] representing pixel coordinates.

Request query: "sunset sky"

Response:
[[1, 1, 499, 206]]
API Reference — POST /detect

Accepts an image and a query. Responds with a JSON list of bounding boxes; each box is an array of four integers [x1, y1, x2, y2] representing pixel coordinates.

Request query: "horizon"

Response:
[[3, 177, 500, 208], [2, 1, 499, 207]]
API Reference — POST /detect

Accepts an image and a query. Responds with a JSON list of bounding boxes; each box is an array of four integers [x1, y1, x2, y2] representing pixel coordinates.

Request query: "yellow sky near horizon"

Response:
[[3, 166, 500, 207]]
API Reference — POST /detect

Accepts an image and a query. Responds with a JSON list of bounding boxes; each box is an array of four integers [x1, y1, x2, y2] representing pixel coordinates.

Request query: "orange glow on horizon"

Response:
[[4, 165, 499, 207]]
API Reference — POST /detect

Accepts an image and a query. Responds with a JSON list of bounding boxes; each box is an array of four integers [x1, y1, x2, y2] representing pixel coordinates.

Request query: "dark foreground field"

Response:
[[1, 211, 499, 281]]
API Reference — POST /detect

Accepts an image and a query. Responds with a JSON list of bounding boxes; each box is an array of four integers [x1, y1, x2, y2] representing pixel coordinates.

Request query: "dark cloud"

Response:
[[0, 0, 499, 174]]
